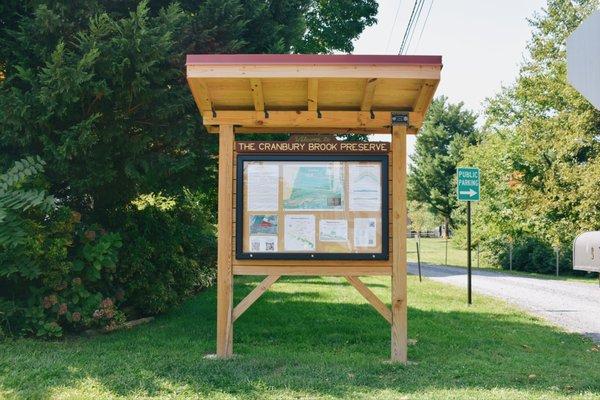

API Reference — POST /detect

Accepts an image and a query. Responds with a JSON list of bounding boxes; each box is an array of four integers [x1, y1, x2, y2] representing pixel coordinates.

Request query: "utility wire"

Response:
[[385, 0, 403, 53], [414, 0, 435, 52], [405, 0, 426, 53], [398, 0, 418, 54], [398, 0, 424, 54]]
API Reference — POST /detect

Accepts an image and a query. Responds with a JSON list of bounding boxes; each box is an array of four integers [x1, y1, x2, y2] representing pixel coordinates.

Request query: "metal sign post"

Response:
[[457, 167, 480, 304]]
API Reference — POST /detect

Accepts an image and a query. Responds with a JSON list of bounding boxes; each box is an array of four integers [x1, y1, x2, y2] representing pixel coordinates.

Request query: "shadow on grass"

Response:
[[1, 276, 599, 399]]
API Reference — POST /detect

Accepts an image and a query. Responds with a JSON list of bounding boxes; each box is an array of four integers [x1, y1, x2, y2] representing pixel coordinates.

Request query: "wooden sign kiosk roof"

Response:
[[186, 54, 442, 363], [187, 54, 441, 134]]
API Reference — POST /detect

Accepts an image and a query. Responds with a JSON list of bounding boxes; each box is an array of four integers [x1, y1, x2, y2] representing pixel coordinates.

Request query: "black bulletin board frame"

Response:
[[236, 154, 389, 260]]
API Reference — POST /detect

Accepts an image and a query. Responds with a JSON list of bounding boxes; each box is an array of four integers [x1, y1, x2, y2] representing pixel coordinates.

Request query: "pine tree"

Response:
[[408, 96, 478, 236]]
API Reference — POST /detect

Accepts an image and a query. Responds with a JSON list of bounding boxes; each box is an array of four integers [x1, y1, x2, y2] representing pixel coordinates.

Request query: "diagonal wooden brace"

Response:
[[232, 275, 280, 322], [345, 276, 392, 324]]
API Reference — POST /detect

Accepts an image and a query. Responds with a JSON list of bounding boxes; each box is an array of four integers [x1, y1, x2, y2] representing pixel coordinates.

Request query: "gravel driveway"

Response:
[[408, 263, 600, 342]]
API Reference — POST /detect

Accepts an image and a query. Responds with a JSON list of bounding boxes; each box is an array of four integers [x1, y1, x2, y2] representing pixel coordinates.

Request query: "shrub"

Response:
[[485, 235, 571, 274], [0, 158, 124, 338], [111, 190, 216, 315]]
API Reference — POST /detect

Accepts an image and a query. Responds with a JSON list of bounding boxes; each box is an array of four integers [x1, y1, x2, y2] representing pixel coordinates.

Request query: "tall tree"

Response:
[[408, 96, 478, 236], [0, 0, 378, 222], [484, 0, 600, 243], [461, 0, 600, 272], [0, 0, 379, 336]]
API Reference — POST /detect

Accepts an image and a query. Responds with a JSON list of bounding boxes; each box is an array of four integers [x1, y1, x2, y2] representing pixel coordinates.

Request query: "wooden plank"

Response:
[[413, 80, 439, 114], [249, 79, 265, 111], [345, 276, 392, 324], [232, 275, 280, 322], [207, 126, 397, 134], [202, 110, 395, 129], [360, 78, 378, 111], [187, 78, 213, 112], [216, 124, 234, 358], [233, 265, 392, 276], [187, 64, 442, 80], [391, 124, 408, 363], [307, 79, 319, 111]]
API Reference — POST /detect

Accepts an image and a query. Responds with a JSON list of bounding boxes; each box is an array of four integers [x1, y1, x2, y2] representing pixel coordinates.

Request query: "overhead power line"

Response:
[[398, 0, 425, 55], [385, 0, 403, 52], [414, 0, 435, 52], [404, 0, 426, 53]]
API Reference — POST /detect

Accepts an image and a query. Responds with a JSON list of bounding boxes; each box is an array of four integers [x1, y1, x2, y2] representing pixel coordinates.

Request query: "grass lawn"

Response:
[[1, 275, 600, 399], [407, 237, 599, 284]]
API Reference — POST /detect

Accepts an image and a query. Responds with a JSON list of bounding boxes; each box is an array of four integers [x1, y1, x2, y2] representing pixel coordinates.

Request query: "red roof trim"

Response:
[[186, 54, 442, 67]]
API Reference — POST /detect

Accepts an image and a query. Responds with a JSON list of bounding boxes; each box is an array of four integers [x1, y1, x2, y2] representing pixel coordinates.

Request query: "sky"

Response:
[[352, 0, 547, 156]]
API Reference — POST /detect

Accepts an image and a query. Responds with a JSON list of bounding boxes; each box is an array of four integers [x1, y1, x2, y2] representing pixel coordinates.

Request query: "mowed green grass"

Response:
[[1, 275, 600, 399], [407, 237, 599, 284]]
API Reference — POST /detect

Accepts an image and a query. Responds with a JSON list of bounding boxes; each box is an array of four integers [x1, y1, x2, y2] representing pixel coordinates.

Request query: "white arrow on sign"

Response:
[[459, 189, 477, 197]]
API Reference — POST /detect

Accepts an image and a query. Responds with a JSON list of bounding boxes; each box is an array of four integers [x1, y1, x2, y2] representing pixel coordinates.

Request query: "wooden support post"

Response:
[[217, 124, 234, 358], [391, 124, 408, 363]]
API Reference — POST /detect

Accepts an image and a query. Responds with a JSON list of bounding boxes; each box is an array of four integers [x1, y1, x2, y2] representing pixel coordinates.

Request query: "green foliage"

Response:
[[0, 159, 124, 338], [0, 1, 377, 337], [458, 0, 600, 273], [112, 190, 216, 315], [485, 235, 571, 274], [0, 156, 54, 247], [408, 200, 439, 234], [408, 96, 478, 234], [293, 0, 378, 53]]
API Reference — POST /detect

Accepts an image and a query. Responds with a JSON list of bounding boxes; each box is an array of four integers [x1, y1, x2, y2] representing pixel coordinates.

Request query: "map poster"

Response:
[[247, 163, 279, 211], [249, 215, 278, 235], [284, 214, 316, 251], [349, 163, 381, 211], [354, 218, 377, 247], [319, 219, 348, 242], [282, 163, 344, 211], [249, 236, 278, 252]]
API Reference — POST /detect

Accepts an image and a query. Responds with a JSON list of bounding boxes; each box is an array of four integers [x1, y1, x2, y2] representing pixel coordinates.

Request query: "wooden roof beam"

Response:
[[187, 78, 213, 113], [361, 78, 378, 111], [206, 126, 401, 134], [307, 79, 318, 111], [202, 110, 394, 129], [249, 79, 265, 111], [413, 80, 438, 114]]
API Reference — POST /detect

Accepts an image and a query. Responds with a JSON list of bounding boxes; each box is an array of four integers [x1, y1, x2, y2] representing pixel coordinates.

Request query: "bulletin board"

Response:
[[236, 154, 389, 260]]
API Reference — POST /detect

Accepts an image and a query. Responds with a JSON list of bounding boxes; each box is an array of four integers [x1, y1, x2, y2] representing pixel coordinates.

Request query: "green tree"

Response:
[[0, 0, 379, 335], [408, 200, 439, 242], [462, 0, 600, 273], [0, 0, 378, 219], [408, 96, 478, 236]]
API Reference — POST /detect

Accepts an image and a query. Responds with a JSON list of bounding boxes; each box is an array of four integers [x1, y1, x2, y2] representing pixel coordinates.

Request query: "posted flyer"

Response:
[[284, 214, 316, 251], [247, 163, 279, 211], [249, 235, 278, 252], [354, 218, 377, 247], [349, 163, 381, 211], [319, 219, 348, 242], [282, 162, 344, 211]]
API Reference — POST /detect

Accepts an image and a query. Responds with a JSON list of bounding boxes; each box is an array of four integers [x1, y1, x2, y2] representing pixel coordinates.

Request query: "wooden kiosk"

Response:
[[186, 54, 441, 363]]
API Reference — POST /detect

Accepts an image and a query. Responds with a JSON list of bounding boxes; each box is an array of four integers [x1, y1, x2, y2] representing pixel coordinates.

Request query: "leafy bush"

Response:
[[485, 235, 571, 274], [0, 158, 124, 338], [111, 190, 216, 315]]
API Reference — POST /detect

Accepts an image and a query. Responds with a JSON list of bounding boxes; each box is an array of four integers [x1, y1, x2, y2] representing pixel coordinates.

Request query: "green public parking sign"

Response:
[[457, 167, 480, 201]]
